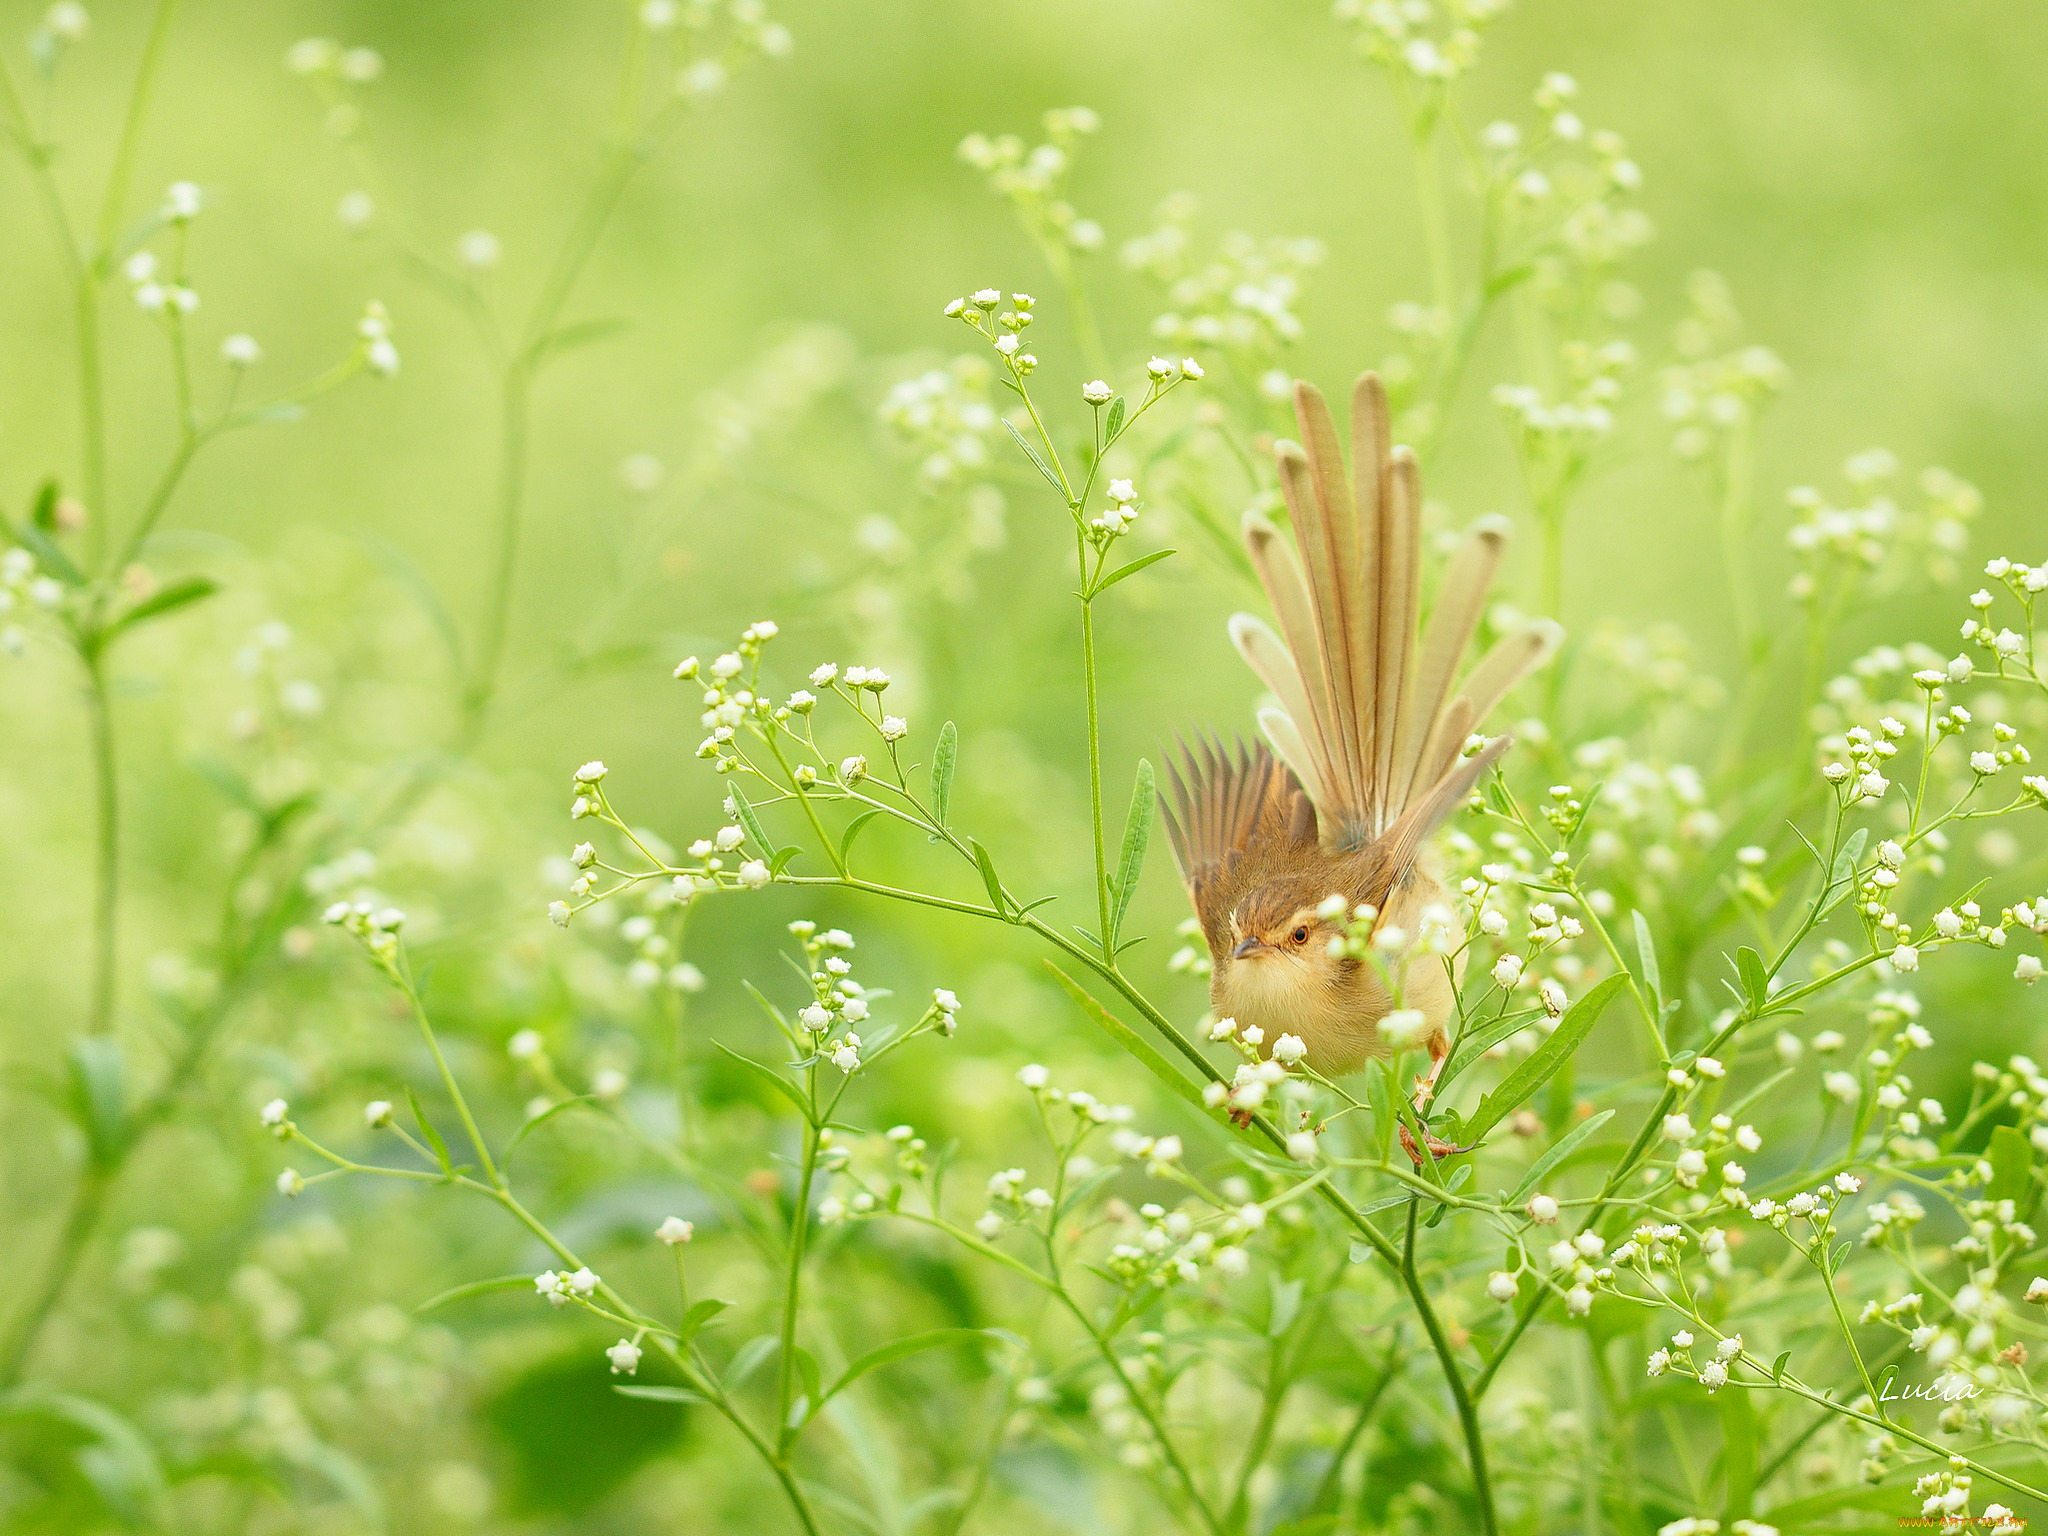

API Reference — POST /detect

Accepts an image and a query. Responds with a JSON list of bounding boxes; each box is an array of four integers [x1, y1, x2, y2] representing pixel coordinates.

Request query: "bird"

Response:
[[1162, 370, 1560, 1127]]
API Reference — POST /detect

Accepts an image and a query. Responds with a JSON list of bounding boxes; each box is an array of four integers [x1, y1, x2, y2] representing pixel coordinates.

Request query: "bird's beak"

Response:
[[1231, 937, 1267, 960]]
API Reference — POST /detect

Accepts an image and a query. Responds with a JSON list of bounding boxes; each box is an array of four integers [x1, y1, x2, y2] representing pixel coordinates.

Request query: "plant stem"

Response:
[[0, 1168, 106, 1385], [1080, 587, 1113, 958], [82, 651, 119, 1035], [776, 1086, 819, 1448], [401, 974, 502, 1188]]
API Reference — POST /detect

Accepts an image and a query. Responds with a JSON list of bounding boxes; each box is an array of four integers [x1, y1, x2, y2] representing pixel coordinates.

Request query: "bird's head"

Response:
[[1226, 883, 1344, 969]]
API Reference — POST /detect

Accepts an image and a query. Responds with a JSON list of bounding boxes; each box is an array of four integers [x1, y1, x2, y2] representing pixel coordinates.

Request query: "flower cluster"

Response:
[[957, 108, 1106, 259], [1120, 193, 1324, 380]]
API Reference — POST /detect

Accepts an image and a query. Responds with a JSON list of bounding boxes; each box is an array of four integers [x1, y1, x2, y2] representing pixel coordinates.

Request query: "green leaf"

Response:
[[1107, 758, 1154, 944], [794, 1347, 821, 1414], [1438, 1007, 1550, 1095], [405, 1084, 453, 1175], [1267, 1277, 1304, 1338], [1002, 418, 1066, 497], [64, 1036, 128, 1170], [1632, 910, 1662, 1010], [503, 1094, 597, 1160], [1817, 828, 1869, 919], [1091, 547, 1176, 597], [1736, 946, 1769, 1012], [969, 838, 1009, 918], [711, 1040, 816, 1125], [414, 1274, 537, 1313], [821, 1327, 1006, 1405], [1720, 1387, 1757, 1520], [1986, 1124, 2032, 1205], [839, 807, 882, 864], [680, 1297, 732, 1342], [12, 514, 85, 586], [1045, 963, 1211, 1114], [106, 575, 222, 640], [528, 316, 631, 366], [1507, 1109, 1616, 1204], [724, 1335, 779, 1393], [929, 720, 958, 830], [1104, 395, 1127, 441], [615, 1383, 710, 1406], [727, 782, 772, 855], [1770, 1349, 1791, 1382], [1461, 974, 1629, 1146], [30, 479, 60, 531], [359, 534, 463, 669]]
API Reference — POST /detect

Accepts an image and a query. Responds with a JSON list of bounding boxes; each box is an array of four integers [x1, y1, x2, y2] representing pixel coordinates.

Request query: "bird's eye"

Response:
[[1290, 925, 1308, 944]]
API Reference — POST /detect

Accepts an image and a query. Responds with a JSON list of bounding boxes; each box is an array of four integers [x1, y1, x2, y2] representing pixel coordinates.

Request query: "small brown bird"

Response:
[[1164, 372, 1559, 1112]]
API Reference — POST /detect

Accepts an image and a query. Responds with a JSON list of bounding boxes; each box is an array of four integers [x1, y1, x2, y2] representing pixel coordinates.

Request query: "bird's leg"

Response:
[[1398, 1031, 1473, 1165]]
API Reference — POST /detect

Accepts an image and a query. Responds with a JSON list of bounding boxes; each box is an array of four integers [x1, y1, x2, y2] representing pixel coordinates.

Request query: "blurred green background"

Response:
[[3, 0, 2045, 1530]]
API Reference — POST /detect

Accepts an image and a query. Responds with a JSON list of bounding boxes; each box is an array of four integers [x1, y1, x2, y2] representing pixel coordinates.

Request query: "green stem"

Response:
[[1080, 589, 1113, 958], [82, 650, 119, 1035], [401, 974, 502, 1188], [463, 364, 530, 732], [776, 1096, 819, 1450], [0, 1168, 106, 1385], [93, 0, 183, 254]]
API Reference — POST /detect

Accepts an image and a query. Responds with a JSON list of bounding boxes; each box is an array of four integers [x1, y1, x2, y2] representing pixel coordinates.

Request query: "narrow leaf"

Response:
[[1770, 1349, 1791, 1382], [727, 782, 772, 856], [1986, 1124, 2032, 1205], [107, 576, 223, 639], [64, 1037, 128, 1170], [724, 1335, 779, 1393], [680, 1297, 733, 1341], [1092, 547, 1176, 597], [503, 1094, 597, 1160], [1507, 1109, 1616, 1204], [405, 1085, 453, 1174], [1104, 395, 1127, 441], [1002, 418, 1065, 495], [528, 315, 631, 366], [616, 1383, 709, 1406], [1632, 910, 1662, 1009], [839, 808, 882, 864], [13, 517, 84, 585], [822, 1328, 1002, 1404], [1438, 1007, 1550, 1094], [30, 480, 60, 531], [1045, 963, 1210, 1114], [1736, 946, 1769, 1011], [970, 838, 1009, 918], [1107, 759, 1154, 944], [1817, 829, 1869, 919], [414, 1274, 535, 1313], [711, 1040, 816, 1123], [929, 720, 958, 829], [1461, 974, 1628, 1146]]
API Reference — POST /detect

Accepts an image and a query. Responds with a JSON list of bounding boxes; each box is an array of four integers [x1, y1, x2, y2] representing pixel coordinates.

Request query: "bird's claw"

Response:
[[1398, 1122, 1473, 1165]]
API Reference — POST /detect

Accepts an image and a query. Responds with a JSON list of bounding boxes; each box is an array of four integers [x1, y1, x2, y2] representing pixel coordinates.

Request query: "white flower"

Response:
[[1179, 357, 1204, 380], [1814, 1029, 1845, 1052], [1671, 1330, 1694, 1348], [220, 333, 263, 368], [881, 715, 908, 741], [565, 1267, 599, 1297], [606, 1339, 642, 1375], [657, 1216, 694, 1244], [1491, 954, 1523, 988], [455, 229, 501, 270], [1539, 978, 1567, 1017], [260, 1098, 289, 1128], [1017, 1063, 1049, 1090], [1479, 909, 1508, 936], [1377, 1008, 1430, 1048], [592, 1068, 628, 1101], [1081, 379, 1113, 404], [1209, 1016, 1238, 1041], [1286, 1132, 1317, 1162], [974, 1211, 1003, 1238], [1824, 1071, 1860, 1103], [535, 1270, 564, 1305], [364, 1099, 393, 1128], [1699, 1359, 1728, 1392], [831, 1045, 859, 1073], [1720, 1161, 1747, 1187], [1662, 1113, 1695, 1144], [736, 860, 770, 889], [548, 900, 571, 927], [508, 1029, 544, 1061], [1716, 1334, 1742, 1361], [1527, 1194, 1560, 1225], [276, 1168, 303, 1198], [1695, 1056, 1725, 1079], [1213, 1245, 1250, 1278], [1646, 1347, 1670, 1377], [1565, 1286, 1592, 1316], [365, 338, 400, 377], [1240, 1024, 1265, 1047], [1487, 1271, 1518, 1302], [1271, 1033, 1307, 1066], [2016, 955, 2043, 984], [933, 987, 961, 1014], [839, 755, 868, 783], [1889, 943, 1919, 972], [1106, 478, 1136, 504]]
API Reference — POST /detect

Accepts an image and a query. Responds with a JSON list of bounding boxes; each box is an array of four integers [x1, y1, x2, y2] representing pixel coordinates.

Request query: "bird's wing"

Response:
[[1161, 735, 1317, 960]]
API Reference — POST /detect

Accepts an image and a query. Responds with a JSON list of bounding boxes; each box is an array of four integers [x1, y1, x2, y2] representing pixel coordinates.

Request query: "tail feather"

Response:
[[1392, 515, 1508, 807], [1229, 370, 1558, 855], [1372, 736, 1512, 894]]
